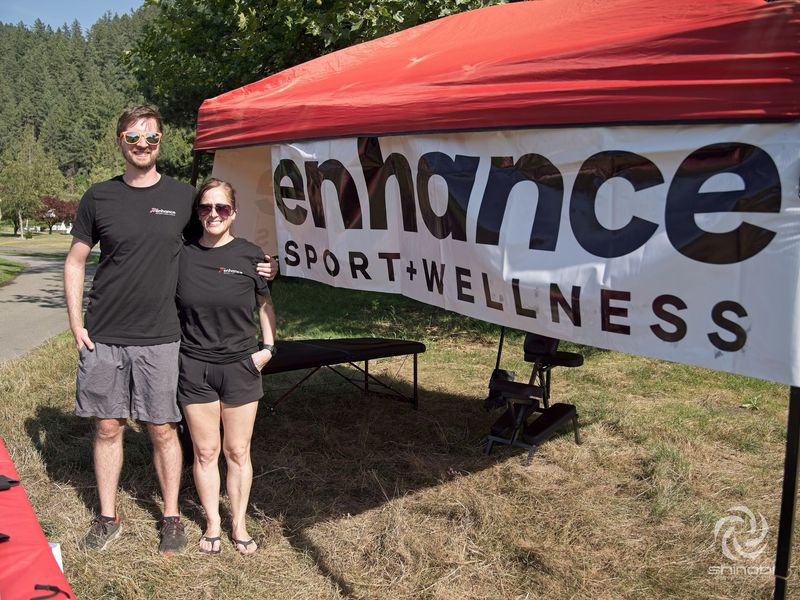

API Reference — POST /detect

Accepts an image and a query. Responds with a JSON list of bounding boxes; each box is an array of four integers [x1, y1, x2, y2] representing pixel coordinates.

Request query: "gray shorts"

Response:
[[75, 341, 181, 424]]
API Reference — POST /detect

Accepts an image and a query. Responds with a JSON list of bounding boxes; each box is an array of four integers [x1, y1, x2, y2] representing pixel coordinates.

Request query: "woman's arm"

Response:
[[251, 294, 277, 370]]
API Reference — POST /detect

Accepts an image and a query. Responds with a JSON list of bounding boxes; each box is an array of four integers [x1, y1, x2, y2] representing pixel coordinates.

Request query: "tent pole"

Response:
[[495, 326, 506, 371], [190, 150, 203, 186], [774, 386, 800, 599]]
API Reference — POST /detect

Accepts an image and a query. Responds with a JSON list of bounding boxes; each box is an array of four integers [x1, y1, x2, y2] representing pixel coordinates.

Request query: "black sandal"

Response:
[[199, 535, 221, 554], [232, 537, 257, 555]]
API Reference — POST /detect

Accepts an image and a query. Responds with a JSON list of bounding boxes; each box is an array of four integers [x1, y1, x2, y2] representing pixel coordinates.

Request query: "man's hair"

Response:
[[116, 105, 163, 136], [195, 178, 237, 211]]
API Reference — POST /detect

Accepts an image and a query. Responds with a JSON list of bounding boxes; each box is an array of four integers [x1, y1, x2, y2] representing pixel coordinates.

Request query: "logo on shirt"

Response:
[[150, 207, 177, 216], [218, 267, 244, 275]]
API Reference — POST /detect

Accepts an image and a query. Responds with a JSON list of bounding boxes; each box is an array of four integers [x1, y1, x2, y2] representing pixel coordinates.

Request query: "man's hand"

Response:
[[72, 327, 95, 352], [256, 255, 278, 281]]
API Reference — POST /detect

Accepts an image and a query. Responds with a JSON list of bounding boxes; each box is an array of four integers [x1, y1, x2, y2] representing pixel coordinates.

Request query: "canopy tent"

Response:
[[195, 0, 798, 150], [193, 0, 800, 596]]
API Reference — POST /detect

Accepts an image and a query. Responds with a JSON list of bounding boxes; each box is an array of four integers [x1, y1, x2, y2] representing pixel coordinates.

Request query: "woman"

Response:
[[176, 178, 277, 555]]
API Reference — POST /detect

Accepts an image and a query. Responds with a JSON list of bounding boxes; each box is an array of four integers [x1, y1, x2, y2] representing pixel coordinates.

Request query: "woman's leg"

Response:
[[220, 400, 259, 554], [182, 401, 223, 553]]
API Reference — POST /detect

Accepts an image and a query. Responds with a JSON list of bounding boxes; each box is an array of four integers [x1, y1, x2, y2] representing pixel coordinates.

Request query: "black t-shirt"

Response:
[[71, 175, 195, 345], [176, 238, 271, 363]]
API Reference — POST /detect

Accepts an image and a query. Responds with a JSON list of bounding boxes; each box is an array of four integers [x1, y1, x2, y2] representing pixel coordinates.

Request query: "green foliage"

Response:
[[158, 124, 195, 181], [0, 0, 507, 192], [0, 126, 64, 235], [0, 257, 24, 286], [0, 9, 157, 193], [131, 0, 507, 127]]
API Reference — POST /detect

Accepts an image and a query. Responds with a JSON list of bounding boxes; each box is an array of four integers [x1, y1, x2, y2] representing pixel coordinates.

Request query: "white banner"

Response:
[[268, 124, 800, 386]]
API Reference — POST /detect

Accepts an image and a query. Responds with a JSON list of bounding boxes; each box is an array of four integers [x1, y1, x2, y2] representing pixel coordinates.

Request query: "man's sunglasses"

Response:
[[119, 130, 163, 146], [197, 203, 234, 218]]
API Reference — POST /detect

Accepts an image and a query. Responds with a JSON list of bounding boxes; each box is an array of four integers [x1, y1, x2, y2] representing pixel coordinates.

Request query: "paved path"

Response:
[[0, 252, 94, 363]]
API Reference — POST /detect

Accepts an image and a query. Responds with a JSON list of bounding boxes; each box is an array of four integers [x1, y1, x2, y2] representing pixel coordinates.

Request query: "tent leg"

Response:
[[190, 150, 203, 186], [495, 326, 506, 370], [774, 386, 800, 600]]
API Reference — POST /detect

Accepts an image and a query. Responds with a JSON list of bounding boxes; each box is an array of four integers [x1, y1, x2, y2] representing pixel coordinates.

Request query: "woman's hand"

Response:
[[250, 347, 274, 371]]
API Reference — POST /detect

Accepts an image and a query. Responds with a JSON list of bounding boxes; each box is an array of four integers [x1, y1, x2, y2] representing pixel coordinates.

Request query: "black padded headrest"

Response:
[[523, 333, 559, 356]]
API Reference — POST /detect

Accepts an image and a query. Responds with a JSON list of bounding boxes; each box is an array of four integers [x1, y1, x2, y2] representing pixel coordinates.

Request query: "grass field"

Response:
[[0, 230, 74, 254], [0, 277, 795, 599], [0, 256, 24, 285]]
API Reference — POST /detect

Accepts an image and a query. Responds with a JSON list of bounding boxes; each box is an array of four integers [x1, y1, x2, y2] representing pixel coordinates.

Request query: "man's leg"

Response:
[[130, 341, 184, 554], [81, 417, 126, 550], [147, 420, 187, 555], [95, 418, 126, 517], [146, 422, 183, 517], [75, 342, 129, 550]]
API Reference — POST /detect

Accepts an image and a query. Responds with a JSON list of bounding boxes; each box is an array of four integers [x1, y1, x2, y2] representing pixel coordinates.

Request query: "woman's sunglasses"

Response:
[[197, 203, 234, 219], [119, 130, 163, 146]]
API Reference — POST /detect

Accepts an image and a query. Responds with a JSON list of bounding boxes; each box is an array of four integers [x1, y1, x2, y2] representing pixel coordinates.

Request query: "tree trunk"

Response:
[[18, 211, 24, 239]]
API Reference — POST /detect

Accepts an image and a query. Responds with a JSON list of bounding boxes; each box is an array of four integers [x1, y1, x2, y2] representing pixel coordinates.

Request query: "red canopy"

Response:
[[0, 438, 74, 599], [195, 0, 799, 151]]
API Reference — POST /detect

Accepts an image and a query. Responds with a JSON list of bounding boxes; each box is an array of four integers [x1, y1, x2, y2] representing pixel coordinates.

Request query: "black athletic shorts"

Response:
[[177, 353, 263, 405]]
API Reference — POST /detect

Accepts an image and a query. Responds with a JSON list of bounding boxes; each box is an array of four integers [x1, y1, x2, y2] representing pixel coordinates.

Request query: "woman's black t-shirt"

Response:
[[176, 238, 271, 363]]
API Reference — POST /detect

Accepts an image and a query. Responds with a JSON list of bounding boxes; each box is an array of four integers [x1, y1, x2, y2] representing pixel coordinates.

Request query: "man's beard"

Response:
[[124, 148, 158, 170]]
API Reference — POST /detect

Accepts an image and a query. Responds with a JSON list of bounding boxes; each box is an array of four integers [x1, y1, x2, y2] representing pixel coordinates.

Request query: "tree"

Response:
[[0, 11, 154, 194], [130, 0, 507, 127], [37, 196, 77, 234], [83, 120, 124, 187], [0, 127, 64, 237], [158, 123, 195, 181]]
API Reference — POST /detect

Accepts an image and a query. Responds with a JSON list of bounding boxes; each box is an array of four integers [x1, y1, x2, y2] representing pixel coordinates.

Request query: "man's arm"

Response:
[[64, 238, 94, 351], [255, 255, 278, 281], [251, 294, 277, 371]]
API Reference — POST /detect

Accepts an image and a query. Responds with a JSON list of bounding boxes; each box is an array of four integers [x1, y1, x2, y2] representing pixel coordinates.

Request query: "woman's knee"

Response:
[[223, 443, 251, 467], [193, 444, 221, 467]]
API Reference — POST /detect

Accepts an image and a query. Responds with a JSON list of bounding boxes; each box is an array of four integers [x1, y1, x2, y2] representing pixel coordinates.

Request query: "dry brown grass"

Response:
[[0, 279, 796, 599]]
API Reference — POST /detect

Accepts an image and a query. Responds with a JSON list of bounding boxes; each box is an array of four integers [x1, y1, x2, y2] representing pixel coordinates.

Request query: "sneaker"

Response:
[[82, 514, 121, 550], [159, 516, 187, 555]]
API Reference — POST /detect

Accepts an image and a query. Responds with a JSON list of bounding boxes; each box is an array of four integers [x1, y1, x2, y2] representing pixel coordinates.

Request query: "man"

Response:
[[64, 105, 276, 554]]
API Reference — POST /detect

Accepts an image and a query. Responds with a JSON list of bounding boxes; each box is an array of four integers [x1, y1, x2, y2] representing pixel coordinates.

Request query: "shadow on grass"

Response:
[[244, 366, 522, 596], [23, 406, 187, 525], [22, 277, 599, 595], [23, 366, 517, 596]]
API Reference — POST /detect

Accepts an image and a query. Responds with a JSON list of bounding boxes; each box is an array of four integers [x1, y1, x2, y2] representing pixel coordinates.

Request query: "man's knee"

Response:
[[94, 418, 126, 443], [147, 422, 179, 448]]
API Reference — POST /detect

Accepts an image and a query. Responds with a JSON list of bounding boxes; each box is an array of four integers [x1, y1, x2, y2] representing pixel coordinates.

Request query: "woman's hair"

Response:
[[195, 178, 237, 211]]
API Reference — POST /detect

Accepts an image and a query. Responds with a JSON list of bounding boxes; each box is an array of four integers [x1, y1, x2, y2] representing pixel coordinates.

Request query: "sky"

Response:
[[0, 0, 144, 29]]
